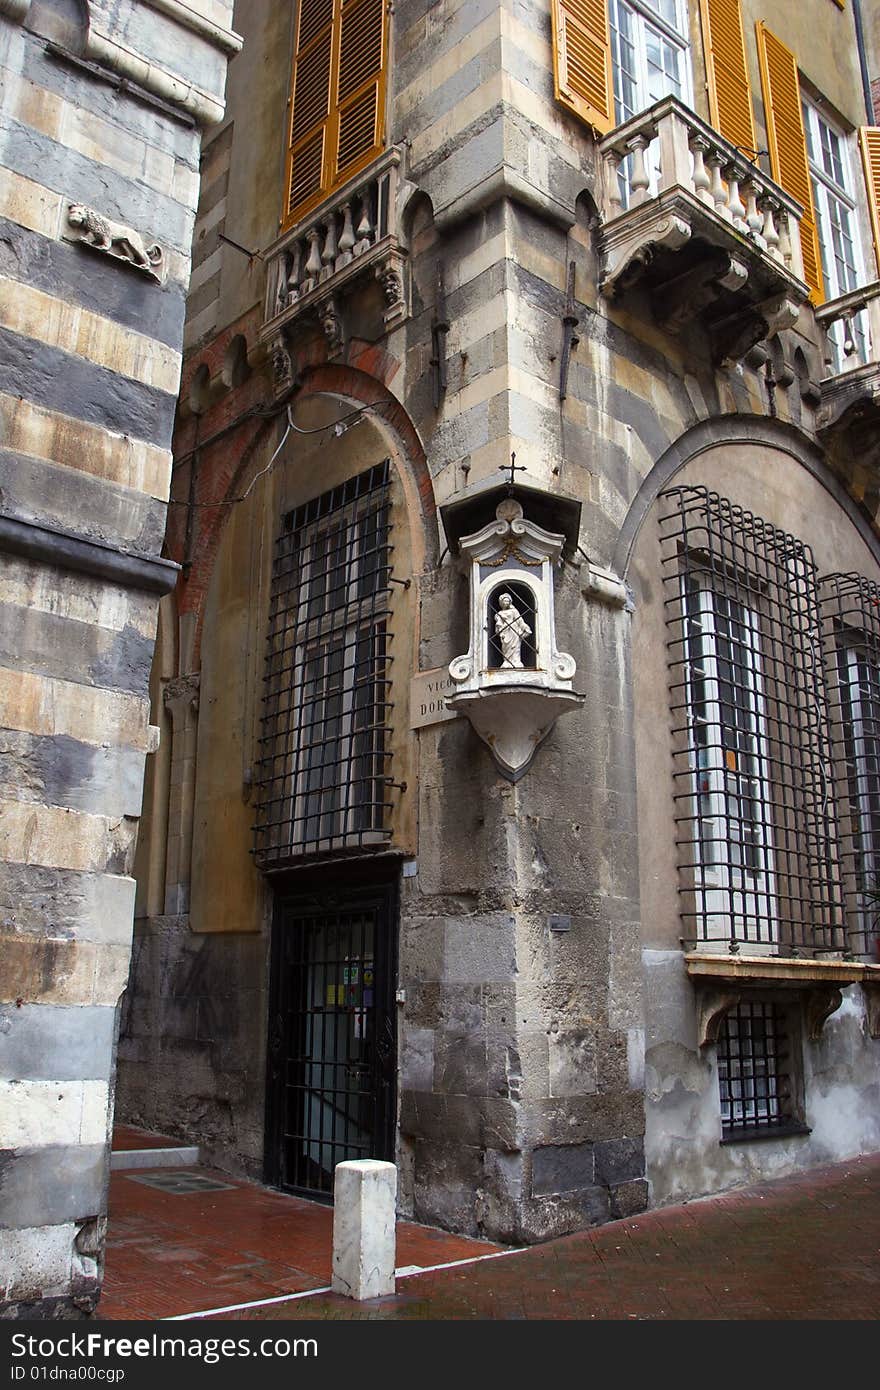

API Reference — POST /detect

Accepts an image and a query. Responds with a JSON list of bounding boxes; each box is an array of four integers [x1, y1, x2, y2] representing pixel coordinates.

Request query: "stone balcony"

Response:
[[261, 149, 409, 390], [597, 97, 809, 363], [816, 281, 880, 468]]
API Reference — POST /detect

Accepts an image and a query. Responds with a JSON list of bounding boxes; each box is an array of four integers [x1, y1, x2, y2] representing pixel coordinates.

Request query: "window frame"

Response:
[[608, 0, 693, 126], [716, 998, 808, 1143], [680, 570, 778, 946], [802, 96, 869, 365]]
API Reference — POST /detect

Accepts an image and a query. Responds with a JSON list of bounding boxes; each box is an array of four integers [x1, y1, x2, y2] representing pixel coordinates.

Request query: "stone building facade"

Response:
[[120, 0, 880, 1247], [0, 0, 237, 1316]]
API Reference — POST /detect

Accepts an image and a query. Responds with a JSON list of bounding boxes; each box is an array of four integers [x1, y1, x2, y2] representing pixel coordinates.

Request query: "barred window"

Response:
[[717, 1000, 805, 1139], [254, 462, 394, 866], [661, 486, 845, 953], [820, 573, 880, 954]]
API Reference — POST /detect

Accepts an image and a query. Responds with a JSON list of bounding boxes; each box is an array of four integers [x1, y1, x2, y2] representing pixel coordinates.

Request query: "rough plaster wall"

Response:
[[644, 958, 880, 1207], [116, 917, 268, 1176]]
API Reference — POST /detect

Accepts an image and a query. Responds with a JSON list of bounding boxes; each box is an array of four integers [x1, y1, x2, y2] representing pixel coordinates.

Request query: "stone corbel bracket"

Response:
[[582, 563, 630, 609], [66, 203, 165, 283], [863, 981, 880, 1040], [686, 952, 880, 1042], [696, 988, 740, 1048], [600, 212, 692, 300], [376, 248, 408, 329], [804, 987, 844, 1041], [710, 293, 802, 367]]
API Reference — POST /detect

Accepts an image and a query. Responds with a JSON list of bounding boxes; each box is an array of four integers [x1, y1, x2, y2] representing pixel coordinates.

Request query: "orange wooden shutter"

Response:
[[756, 21, 824, 304], [551, 0, 615, 135], [860, 127, 880, 276], [332, 0, 387, 183], [284, 0, 387, 229], [285, 0, 334, 224], [699, 0, 756, 154]]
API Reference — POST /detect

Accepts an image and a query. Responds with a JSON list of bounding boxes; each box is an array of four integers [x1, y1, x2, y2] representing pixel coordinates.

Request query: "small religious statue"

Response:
[[494, 592, 531, 669]]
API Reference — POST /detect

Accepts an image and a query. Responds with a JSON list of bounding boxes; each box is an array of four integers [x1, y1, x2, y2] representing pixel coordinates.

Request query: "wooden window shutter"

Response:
[[756, 21, 824, 304], [860, 127, 880, 276], [699, 0, 756, 154], [283, 0, 387, 229], [333, 0, 387, 183], [551, 0, 615, 135]]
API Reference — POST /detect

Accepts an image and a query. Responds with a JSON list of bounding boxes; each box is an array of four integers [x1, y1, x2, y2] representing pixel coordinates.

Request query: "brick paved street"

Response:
[[207, 1155, 880, 1322], [100, 1153, 880, 1321]]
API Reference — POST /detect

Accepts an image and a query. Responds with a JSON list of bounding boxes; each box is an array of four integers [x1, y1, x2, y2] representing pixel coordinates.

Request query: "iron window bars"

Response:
[[717, 1000, 804, 1139], [660, 485, 845, 954], [254, 461, 394, 866], [819, 572, 880, 956]]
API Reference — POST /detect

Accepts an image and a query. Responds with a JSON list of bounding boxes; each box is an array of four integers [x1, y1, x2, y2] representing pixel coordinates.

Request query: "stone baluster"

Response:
[[726, 165, 747, 230], [742, 177, 765, 246], [760, 198, 781, 262], [627, 133, 651, 206], [707, 150, 729, 221], [354, 192, 374, 256], [337, 202, 355, 269], [603, 148, 624, 218], [776, 211, 793, 271], [320, 216, 338, 282], [690, 136, 713, 207], [286, 240, 302, 302], [303, 227, 322, 292], [272, 255, 287, 315]]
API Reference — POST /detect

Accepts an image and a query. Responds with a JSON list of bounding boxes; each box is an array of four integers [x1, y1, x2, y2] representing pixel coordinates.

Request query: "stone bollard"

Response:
[[331, 1159, 397, 1300]]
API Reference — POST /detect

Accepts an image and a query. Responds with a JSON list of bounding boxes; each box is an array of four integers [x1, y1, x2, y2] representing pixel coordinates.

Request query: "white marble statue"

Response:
[[494, 592, 531, 668]]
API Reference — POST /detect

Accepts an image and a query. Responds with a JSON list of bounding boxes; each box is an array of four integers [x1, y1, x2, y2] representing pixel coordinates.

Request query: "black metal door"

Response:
[[265, 880, 397, 1198]]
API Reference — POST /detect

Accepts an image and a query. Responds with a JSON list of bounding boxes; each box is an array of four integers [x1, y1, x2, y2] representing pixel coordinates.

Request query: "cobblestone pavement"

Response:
[[207, 1155, 880, 1322]]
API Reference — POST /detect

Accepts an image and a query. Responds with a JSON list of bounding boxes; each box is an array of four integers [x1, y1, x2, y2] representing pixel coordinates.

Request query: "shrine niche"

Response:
[[447, 498, 584, 780]]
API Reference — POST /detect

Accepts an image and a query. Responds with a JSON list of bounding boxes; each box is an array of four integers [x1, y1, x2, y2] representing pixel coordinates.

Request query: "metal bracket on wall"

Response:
[[559, 260, 580, 401], [431, 261, 449, 410]]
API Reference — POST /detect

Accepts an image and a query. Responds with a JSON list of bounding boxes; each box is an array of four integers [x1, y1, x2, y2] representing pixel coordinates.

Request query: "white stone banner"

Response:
[[410, 667, 458, 729]]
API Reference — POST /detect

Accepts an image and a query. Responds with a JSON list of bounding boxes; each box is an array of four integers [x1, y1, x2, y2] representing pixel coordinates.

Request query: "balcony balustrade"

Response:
[[597, 97, 810, 362], [816, 280, 880, 464], [261, 150, 408, 389]]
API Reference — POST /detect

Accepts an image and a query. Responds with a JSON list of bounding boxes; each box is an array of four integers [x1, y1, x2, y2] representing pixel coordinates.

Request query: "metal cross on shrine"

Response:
[[505, 452, 526, 491]]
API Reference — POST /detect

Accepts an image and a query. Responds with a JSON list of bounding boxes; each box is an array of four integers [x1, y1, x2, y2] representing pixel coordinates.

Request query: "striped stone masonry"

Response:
[[0, 0, 238, 1316]]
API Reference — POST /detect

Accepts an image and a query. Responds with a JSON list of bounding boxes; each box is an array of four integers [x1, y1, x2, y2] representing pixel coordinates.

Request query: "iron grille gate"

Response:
[[265, 882, 397, 1198]]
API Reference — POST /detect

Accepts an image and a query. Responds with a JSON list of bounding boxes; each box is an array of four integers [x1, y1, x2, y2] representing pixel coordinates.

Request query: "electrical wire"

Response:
[[169, 397, 382, 507]]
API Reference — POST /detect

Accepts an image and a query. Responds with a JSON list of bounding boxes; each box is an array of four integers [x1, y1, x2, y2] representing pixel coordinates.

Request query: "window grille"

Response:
[[660, 486, 845, 953], [819, 571, 880, 955], [254, 462, 394, 867], [717, 1000, 801, 1138]]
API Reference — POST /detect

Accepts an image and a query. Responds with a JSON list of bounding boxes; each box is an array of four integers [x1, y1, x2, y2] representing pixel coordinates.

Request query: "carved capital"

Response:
[[163, 673, 200, 714]]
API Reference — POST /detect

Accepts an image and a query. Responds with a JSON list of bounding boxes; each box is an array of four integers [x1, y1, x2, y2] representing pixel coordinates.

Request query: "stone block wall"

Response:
[[0, 0, 236, 1317]]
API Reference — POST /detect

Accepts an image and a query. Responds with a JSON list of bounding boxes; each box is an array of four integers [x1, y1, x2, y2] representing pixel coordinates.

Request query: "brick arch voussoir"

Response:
[[294, 363, 436, 546]]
